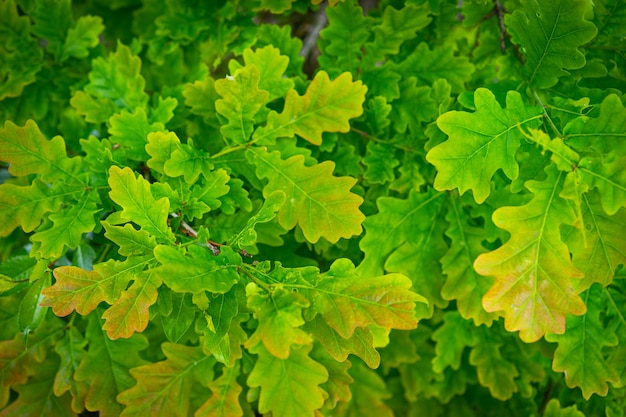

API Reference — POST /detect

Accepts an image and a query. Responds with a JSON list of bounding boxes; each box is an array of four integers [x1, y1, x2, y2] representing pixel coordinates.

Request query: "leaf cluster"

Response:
[[1, 0, 625, 416]]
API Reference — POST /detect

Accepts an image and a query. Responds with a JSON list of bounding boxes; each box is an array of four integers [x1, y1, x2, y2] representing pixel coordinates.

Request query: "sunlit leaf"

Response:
[[253, 71, 367, 145], [153, 245, 240, 294], [108, 166, 175, 243], [42, 257, 151, 316], [102, 273, 161, 339], [247, 344, 328, 417], [475, 166, 586, 342], [247, 147, 364, 243], [195, 363, 243, 417], [427, 88, 543, 203]]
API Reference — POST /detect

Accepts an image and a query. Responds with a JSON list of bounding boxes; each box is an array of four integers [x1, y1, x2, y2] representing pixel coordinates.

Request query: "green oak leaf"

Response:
[[196, 362, 243, 417], [108, 166, 175, 243], [153, 245, 240, 294], [505, 0, 597, 88], [253, 71, 367, 145], [102, 222, 157, 257], [546, 285, 620, 399], [245, 284, 312, 359], [427, 88, 543, 203], [229, 45, 294, 101], [247, 344, 328, 417], [42, 256, 151, 316], [215, 65, 270, 145], [475, 166, 586, 342], [229, 190, 285, 248], [247, 147, 364, 243], [313, 259, 426, 339], [0, 180, 66, 237], [117, 343, 214, 417], [0, 119, 82, 183]]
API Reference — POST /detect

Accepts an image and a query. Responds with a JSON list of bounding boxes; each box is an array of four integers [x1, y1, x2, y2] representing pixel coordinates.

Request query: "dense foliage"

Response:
[[1, 0, 625, 415]]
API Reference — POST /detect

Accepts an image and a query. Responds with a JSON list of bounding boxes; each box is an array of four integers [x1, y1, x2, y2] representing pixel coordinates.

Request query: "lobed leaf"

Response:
[[102, 273, 161, 339], [247, 344, 328, 417], [440, 196, 497, 326], [505, 0, 597, 88], [245, 285, 312, 359], [53, 326, 88, 414], [109, 108, 165, 161], [0, 180, 67, 237], [61, 15, 104, 61], [247, 147, 364, 243], [42, 256, 151, 316], [215, 65, 270, 145], [427, 88, 543, 203], [108, 166, 175, 243], [103, 222, 158, 257], [75, 312, 148, 417], [196, 363, 243, 417], [153, 245, 240, 294], [30, 191, 100, 258], [0, 119, 82, 183], [118, 343, 214, 417], [253, 71, 367, 145], [314, 259, 426, 339], [546, 285, 620, 399], [475, 166, 586, 342]]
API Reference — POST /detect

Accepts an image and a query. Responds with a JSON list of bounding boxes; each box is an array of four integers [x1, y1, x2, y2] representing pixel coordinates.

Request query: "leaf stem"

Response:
[[532, 90, 563, 138], [239, 265, 273, 292]]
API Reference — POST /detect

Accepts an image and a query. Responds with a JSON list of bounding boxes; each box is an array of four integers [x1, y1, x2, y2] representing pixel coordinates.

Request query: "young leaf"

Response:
[[102, 273, 161, 339], [160, 291, 196, 343], [247, 147, 364, 243], [30, 191, 100, 258], [229, 190, 285, 249], [70, 42, 149, 124], [0, 119, 82, 183], [546, 285, 619, 399], [61, 15, 104, 61], [245, 284, 312, 359], [313, 259, 426, 339], [229, 45, 294, 101], [253, 71, 367, 145], [215, 65, 270, 145], [108, 166, 175, 243], [333, 360, 393, 417], [427, 88, 543, 203], [247, 344, 328, 417], [117, 343, 215, 417], [153, 245, 240, 294], [42, 256, 151, 316], [102, 222, 157, 257], [475, 166, 586, 342], [109, 108, 165, 161], [542, 399, 585, 417], [505, 0, 597, 88], [0, 180, 65, 237]]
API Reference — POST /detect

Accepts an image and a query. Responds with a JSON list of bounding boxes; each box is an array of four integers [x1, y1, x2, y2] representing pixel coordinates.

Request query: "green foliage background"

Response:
[[1, 0, 625, 416]]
